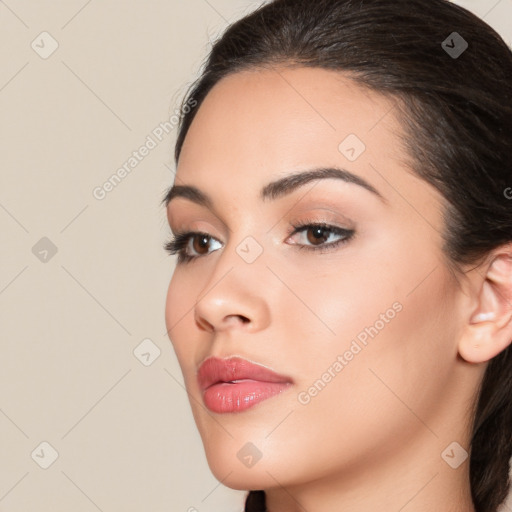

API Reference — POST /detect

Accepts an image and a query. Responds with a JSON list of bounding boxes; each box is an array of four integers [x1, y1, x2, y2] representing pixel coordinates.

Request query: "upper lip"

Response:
[[197, 356, 293, 391]]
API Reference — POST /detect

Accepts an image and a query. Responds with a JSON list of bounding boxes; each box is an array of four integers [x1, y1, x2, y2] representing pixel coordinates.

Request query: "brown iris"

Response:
[[192, 234, 210, 255], [306, 226, 330, 245]]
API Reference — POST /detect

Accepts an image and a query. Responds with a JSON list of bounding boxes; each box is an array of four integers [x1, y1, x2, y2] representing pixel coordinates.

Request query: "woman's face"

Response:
[[164, 67, 472, 490]]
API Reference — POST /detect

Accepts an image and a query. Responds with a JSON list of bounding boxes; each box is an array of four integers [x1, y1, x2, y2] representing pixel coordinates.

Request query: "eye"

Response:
[[286, 221, 355, 251], [164, 231, 222, 264]]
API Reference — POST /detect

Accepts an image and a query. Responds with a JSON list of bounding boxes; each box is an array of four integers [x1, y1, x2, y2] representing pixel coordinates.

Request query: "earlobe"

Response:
[[458, 246, 512, 364]]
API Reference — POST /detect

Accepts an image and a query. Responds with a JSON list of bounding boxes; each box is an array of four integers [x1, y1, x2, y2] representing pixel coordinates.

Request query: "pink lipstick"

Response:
[[197, 356, 293, 413]]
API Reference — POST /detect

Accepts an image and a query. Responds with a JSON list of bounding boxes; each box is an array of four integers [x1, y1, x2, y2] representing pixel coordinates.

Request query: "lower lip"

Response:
[[202, 380, 292, 413]]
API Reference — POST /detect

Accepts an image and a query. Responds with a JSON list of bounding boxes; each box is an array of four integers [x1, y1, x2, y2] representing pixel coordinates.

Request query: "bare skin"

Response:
[[164, 66, 512, 512]]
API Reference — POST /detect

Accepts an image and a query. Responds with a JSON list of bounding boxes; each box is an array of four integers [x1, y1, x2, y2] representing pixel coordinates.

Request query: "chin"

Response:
[[202, 440, 280, 490]]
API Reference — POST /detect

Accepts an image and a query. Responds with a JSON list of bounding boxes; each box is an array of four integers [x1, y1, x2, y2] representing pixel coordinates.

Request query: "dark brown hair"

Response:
[[171, 1, 512, 510]]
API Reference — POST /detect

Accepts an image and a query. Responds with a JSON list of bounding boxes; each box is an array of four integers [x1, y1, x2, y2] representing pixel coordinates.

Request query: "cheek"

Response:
[[301, 256, 455, 402], [284, 237, 457, 415], [293, 226, 444, 349]]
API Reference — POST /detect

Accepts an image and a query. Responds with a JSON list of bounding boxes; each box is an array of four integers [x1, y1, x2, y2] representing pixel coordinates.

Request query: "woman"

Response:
[[162, 0, 512, 510]]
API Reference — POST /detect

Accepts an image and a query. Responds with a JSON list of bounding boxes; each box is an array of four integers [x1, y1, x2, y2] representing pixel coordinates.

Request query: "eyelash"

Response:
[[163, 219, 355, 265]]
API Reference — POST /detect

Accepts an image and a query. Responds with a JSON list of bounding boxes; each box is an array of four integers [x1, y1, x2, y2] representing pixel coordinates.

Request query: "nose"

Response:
[[193, 257, 271, 335]]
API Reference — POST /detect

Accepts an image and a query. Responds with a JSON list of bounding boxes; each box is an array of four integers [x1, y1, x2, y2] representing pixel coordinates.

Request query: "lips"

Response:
[[198, 356, 292, 390], [197, 356, 293, 413]]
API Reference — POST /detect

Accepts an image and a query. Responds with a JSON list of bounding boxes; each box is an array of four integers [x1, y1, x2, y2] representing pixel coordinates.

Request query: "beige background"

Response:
[[0, 1, 511, 511]]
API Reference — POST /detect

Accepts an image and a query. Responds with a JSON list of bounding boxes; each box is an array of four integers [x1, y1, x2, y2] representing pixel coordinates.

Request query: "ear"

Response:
[[458, 244, 512, 364]]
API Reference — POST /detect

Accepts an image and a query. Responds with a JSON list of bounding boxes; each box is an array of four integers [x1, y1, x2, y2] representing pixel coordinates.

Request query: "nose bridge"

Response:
[[205, 228, 269, 293], [194, 232, 271, 332]]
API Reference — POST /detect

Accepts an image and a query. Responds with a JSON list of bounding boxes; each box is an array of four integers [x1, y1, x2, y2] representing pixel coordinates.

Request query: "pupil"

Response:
[[309, 227, 327, 244]]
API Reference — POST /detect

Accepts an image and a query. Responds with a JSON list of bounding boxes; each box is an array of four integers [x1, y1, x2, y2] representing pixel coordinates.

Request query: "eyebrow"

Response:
[[162, 166, 386, 209]]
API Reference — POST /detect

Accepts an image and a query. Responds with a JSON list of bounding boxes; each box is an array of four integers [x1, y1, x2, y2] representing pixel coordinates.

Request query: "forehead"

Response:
[[175, 66, 407, 201]]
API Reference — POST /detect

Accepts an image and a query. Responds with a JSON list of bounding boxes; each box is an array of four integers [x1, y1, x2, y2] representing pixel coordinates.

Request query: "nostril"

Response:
[[196, 317, 214, 332], [196, 314, 250, 332], [226, 314, 250, 325]]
